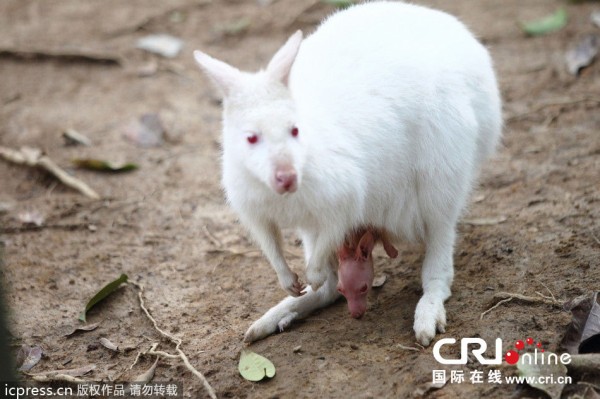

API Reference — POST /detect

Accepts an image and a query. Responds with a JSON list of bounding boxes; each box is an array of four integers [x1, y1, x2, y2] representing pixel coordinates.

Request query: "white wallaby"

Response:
[[194, 1, 501, 346]]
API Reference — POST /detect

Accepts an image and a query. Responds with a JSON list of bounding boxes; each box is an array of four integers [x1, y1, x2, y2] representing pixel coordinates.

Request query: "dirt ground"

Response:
[[1, 0, 599, 398]]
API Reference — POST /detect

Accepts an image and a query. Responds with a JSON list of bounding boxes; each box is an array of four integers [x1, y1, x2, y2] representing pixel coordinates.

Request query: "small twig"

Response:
[[480, 297, 513, 320], [202, 225, 222, 248], [36, 155, 100, 198], [0, 146, 100, 199], [28, 374, 89, 383], [0, 47, 121, 65], [537, 281, 558, 303], [590, 230, 600, 246], [131, 282, 217, 399], [535, 292, 555, 301], [0, 223, 90, 234], [481, 291, 564, 320], [494, 291, 563, 306], [206, 248, 262, 257], [147, 345, 180, 360], [129, 351, 144, 371], [149, 347, 204, 359], [396, 343, 421, 352]]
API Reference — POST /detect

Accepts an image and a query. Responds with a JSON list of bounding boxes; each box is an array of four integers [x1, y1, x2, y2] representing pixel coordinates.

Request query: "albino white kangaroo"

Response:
[[194, 1, 501, 346]]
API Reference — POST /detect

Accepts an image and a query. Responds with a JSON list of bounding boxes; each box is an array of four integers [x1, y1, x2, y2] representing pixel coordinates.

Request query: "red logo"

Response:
[[504, 337, 545, 365]]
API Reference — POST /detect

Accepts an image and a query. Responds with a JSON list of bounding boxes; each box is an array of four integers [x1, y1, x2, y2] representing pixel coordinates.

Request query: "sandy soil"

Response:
[[1, 0, 599, 398]]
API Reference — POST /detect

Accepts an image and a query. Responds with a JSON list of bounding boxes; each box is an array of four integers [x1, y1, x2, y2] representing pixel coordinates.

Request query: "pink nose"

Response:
[[274, 169, 297, 194], [349, 306, 366, 319], [350, 309, 365, 319]]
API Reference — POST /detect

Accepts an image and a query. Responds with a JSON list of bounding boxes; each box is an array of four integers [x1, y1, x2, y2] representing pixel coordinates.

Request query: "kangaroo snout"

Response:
[[350, 305, 366, 319], [273, 167, 297, 194]]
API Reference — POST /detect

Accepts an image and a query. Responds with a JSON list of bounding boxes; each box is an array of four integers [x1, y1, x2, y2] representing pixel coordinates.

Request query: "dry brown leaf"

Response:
[[517, 352, 568, 399], [123, 113, 165, 147], [561, 382, 600, 399], [561, 291, 600, 354], [65, 322, 100, 337], [99, 337, 119, 352], [133, 358, 158, 383], [566, 34, 600, 75], [17, 345, 43, 371]]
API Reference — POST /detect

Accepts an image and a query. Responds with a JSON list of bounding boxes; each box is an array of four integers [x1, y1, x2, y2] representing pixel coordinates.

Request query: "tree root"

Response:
[[131, 282, 217, 399]]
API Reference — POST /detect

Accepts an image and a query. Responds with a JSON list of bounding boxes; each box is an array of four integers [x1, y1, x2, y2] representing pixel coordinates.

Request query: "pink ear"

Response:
[[337, 244, 351, 261], [266, 30, 303, 86], [193, 50, 243, 96], [355, 231, 375, 260], [380, 231, 399, 259]]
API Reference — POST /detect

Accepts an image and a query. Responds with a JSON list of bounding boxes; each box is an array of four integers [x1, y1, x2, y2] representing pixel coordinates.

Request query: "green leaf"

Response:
[[521, 8, 567, 36], [322, 0, 355, 9], [238, 349, 276, 382], [516, 351, 568, 399], [79, 274, 128, 322], [72, 159, 138, 172]]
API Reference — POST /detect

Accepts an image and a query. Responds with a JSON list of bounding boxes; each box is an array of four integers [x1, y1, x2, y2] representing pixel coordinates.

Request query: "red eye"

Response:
[[247, 134, 258, 144], [359, 284, 368, 294], [291, 127, 299, 137]]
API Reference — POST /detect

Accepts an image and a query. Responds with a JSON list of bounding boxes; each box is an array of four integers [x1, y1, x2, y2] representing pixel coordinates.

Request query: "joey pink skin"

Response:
[[337, 247, 374, 318], [337, 228, 398, 318]]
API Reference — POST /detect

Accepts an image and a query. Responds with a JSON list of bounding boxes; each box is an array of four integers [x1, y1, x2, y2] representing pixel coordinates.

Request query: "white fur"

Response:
[[194, 1, 501, 346]]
